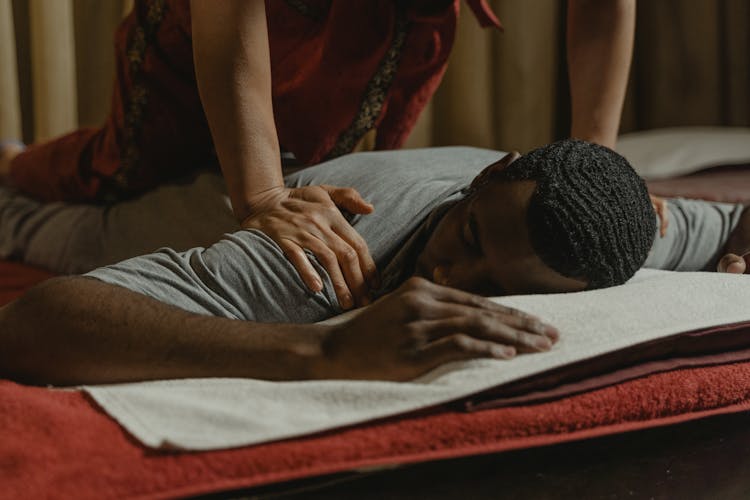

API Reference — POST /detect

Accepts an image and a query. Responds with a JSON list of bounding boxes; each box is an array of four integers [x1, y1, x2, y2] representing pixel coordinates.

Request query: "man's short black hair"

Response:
[[490, 139, 656, 289]]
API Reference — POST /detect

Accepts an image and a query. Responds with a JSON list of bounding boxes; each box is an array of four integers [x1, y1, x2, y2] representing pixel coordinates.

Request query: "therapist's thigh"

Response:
[[0, 172, 238, 274]]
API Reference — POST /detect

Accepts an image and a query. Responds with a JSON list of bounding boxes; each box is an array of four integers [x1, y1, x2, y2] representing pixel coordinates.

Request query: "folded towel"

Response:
[[84, 269, 750, 451]]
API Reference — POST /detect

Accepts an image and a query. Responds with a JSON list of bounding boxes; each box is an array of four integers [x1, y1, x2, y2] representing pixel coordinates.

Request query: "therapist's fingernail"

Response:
[[341, 294, 353, 309]]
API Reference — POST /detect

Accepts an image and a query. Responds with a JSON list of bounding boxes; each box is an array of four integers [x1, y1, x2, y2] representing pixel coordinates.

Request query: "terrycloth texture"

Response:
[[4, 364, 750, 499], [84, 269, 750, 451]]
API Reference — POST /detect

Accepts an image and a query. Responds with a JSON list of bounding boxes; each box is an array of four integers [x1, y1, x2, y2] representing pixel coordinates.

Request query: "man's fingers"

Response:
[[718, 253, 747, 274], [402, 277, 545, 323], [415, 334, 515, 369], [322, 185, 374, 214], [416, 315, 555, 352]]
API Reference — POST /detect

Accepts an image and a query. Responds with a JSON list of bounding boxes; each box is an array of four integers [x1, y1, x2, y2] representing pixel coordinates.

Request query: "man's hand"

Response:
[[242, 184, 379, 309], [718, 205, 750, 274], [318, 277, 560, 381]]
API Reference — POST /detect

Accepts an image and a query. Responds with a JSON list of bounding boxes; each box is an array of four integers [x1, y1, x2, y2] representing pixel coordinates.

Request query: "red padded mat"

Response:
[[0, 261, 54, 306], [2, 365, 750, 499]]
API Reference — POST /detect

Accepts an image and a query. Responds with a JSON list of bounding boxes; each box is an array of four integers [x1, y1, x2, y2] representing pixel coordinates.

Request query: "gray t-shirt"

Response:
[[73, 147, 745, 324], [86, 147, 503, 323]]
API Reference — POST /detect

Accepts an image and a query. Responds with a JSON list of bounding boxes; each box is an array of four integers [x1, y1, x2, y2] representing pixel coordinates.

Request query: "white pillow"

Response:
[[616, 127, 750, 180]]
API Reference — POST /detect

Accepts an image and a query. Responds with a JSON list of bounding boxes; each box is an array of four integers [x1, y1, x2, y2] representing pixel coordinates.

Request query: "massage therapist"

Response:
[[0, 0, 643, 308]]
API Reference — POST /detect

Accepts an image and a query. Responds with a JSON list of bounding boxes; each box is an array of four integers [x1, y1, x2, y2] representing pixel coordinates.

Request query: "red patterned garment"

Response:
[[9, 0, 500, 203]]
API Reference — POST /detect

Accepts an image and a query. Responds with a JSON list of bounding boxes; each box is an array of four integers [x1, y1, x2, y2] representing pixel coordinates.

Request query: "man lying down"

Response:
[[1, 140, 748, 386]]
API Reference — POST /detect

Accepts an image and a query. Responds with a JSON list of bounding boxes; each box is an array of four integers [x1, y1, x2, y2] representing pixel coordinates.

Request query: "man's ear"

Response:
[[470, 151, 521, 189]]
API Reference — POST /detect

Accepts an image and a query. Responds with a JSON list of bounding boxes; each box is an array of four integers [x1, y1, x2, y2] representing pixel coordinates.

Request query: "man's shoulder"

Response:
[[288, 147, 505, 188]]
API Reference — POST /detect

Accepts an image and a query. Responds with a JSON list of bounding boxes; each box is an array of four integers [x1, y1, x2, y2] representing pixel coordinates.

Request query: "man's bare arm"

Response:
[[567, 0, 636, 149], [0, 277, 558, 386], [0, 277, 326, 386]]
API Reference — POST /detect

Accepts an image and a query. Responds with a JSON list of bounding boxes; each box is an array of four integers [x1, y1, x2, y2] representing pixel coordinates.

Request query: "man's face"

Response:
[[413, 156, 587, 296]]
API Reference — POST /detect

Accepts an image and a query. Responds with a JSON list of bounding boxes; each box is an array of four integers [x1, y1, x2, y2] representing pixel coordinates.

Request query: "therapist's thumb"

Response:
[[322, 185, 374, 214], [717, 253, 747, 274]]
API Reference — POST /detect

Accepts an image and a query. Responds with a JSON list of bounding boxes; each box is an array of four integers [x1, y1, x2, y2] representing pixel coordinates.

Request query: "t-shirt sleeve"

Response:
[[85, 229, 341, 323], [644, 199, 744, 272]]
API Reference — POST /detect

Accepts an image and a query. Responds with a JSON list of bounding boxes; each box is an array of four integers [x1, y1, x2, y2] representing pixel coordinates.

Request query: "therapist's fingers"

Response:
[[278, 239, 324, 292], [280, 233, 365, 309], [717, 253, 747, 274], [323, 185, 380, 288], [331, 220, 380, 290], [650, 194, 669, 237], [295, 184, 377, 299], [322, 185, 375, 215], [298, 235, 356, 310], [317, 226, 372, 307]]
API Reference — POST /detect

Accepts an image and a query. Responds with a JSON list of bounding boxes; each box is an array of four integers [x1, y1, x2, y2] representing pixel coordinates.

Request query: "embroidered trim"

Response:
[[284, 0, 330, 22], [99, 0, 167, 203], [326, 10, 409, 159]]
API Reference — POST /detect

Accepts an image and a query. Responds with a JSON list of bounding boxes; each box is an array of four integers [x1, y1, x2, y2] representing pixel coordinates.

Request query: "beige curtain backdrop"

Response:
[[1, 0, 748, 151], [1, 0, 132, 143]]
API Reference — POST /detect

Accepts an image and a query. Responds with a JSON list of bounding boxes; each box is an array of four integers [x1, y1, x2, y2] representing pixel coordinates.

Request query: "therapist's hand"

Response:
[[241, 184, 379, 309], [319, 277, 559, 381]]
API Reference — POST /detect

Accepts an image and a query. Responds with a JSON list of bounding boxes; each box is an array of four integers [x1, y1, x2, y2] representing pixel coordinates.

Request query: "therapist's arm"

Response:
[[566, 0, 635, 149], [0, 277, 555, 386], [565, 0, 667, 232], [190, 0, 378, 308]]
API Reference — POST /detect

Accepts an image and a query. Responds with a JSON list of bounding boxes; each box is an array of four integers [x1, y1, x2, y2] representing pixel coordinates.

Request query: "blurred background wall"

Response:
[[0, 0, 748, 152]]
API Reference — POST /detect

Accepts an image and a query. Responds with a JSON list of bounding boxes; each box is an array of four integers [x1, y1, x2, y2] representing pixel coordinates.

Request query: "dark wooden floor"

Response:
[[198, 410, 750, 500]]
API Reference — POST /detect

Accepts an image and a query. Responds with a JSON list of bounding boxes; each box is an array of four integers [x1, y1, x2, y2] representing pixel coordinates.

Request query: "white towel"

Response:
[[84, 269, 750, 451]]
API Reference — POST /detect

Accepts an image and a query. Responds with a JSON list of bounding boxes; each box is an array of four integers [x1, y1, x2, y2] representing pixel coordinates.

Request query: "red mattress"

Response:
[[3, 165, 750, 499]]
